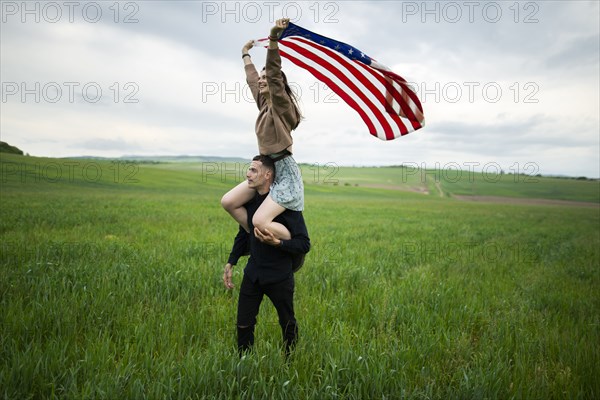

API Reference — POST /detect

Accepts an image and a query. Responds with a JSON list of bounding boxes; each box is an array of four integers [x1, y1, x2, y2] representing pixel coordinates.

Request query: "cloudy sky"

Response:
[[1, 1, 599, 177]]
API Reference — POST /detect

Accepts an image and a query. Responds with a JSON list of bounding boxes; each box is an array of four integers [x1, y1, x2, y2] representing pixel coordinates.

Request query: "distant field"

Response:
[[298, 164, 600, 203], [1, 153, 599, 399]]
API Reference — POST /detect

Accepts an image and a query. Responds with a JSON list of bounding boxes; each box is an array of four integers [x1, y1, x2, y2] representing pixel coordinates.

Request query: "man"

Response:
[[223, 155, 310, 357]]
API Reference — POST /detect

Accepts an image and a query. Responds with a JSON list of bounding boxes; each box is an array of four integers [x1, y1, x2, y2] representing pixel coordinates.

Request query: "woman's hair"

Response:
[[280, 70, 303, 130], [263, 67, 303, 130]]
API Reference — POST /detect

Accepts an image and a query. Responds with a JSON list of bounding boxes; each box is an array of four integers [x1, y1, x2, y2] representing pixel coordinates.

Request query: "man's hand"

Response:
[[223, 263, 235, 289], [254, 227, 281, 247]]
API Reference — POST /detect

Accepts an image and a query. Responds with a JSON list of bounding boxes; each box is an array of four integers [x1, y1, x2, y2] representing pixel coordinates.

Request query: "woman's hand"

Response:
[[270, 18, 290, 39], [254, 228, 281, 247], [242, 39, 254, 54]]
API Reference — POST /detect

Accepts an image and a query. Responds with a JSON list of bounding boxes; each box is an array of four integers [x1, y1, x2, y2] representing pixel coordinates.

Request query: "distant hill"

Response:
[[65, 155, 251, 164], [0, 141, 24, 155]]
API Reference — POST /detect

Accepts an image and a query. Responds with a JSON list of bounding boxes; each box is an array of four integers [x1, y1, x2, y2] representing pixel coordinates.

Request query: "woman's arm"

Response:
[[243, 40, 263, 108], [242, 40, 254, 66], [265, 19, 294, 115]]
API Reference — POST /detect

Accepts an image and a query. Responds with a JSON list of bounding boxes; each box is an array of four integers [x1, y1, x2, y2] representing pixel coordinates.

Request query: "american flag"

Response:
[[257, 22, 425, 141]]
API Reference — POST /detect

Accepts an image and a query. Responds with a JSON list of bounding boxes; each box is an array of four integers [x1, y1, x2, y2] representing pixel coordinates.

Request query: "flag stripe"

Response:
[[352, 61, 422, 132], [378, 68, 424, 113], [376, 68, 424, 129]]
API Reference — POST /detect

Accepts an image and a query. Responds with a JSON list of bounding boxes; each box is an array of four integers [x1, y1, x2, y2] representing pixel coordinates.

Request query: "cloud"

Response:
[[545, 33, 600, 69], [1, 1, 598, 177]]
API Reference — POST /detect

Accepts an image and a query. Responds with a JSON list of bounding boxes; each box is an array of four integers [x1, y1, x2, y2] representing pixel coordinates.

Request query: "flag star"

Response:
[[334, 44, 341, 50], [348, 48, 354, 55], [320, 40, 325, 45], [360, 52, 365, 58]]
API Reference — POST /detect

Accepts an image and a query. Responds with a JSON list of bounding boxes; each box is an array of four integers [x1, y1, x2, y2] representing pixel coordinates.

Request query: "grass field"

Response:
[[1, 153, 599, 399]]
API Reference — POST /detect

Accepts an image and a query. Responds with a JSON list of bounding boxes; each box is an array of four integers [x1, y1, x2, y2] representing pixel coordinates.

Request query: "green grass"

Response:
[[1, 153, 599, 399], [306, 164, 600, 203], [437, 172, 600, 202]]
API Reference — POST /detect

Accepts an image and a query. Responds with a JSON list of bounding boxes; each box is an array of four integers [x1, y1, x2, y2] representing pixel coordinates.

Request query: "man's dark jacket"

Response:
[[227, 192, 310, 285]]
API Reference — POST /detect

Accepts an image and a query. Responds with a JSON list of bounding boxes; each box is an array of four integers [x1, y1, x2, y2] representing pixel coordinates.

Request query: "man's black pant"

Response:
[[236, 273, 297, 356]]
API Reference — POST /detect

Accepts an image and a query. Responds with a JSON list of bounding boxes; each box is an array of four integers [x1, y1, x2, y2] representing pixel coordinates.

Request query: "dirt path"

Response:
[[435, 181, 444, 198], [350, 184, 597, 208]]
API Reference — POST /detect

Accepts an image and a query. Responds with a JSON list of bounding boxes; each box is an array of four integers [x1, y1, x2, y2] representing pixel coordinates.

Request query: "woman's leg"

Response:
[[252, 195, 291, 240], [221, 181, 255, 232]]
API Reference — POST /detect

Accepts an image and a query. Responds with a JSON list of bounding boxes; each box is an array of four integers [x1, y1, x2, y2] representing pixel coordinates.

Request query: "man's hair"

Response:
[[252, 155, 276, 181]]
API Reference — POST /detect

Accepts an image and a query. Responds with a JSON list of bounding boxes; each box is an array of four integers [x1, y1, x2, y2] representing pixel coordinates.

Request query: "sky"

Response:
[[1, 0, 599, 178]]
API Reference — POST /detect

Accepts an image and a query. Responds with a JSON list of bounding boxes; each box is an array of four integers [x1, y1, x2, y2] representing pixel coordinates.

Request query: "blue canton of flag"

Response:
[[279, 24, 373, 66]]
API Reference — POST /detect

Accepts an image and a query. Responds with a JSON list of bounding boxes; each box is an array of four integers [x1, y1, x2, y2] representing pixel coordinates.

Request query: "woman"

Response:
[[221, 18, 303, 241]]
